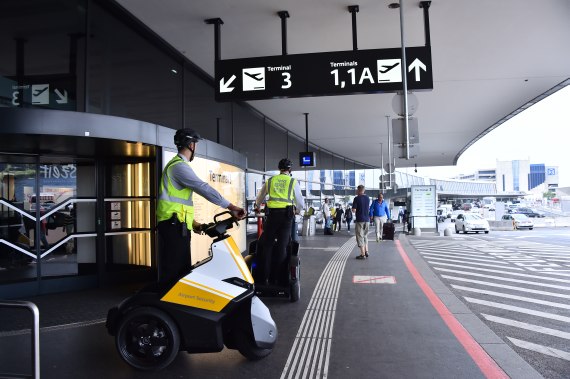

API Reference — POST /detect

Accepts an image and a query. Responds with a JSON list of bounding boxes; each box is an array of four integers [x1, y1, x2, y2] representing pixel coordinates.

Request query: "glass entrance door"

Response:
[[104, 161, 154, 277], [0, 159, 39, 284], [0, 155, 97, 289]]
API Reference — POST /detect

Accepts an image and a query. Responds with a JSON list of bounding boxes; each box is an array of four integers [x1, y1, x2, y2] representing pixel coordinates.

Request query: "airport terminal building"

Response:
[[0, 0, 382, 297]]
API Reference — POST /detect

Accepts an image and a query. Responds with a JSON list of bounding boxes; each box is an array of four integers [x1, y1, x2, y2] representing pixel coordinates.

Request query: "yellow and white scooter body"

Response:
[[161, 236, 254, 312]]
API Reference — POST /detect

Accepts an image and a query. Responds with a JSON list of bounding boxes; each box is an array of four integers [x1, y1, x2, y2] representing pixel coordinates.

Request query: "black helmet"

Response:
[[174, 128, 202, 149], [278, 158, 292, 171]]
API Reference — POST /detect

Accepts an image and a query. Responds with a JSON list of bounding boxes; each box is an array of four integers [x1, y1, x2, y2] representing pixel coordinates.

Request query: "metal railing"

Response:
[[0, 300, 40, 378]]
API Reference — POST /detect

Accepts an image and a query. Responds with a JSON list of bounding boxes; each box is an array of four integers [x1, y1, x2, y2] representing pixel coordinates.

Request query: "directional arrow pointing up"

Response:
[[408, 58, 427, 81], [219, 75, 236, 93], [54, 89, 68, 104]]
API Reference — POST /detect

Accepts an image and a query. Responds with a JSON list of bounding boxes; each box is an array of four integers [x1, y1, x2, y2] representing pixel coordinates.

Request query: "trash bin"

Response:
[[301, 215, 316, 236]]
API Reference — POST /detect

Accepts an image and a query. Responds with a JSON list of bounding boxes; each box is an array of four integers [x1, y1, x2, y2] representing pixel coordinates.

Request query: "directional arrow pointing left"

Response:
[[220, 75, 236, 93], [54, 89, 68, 104], [408, 58, 426, 81]]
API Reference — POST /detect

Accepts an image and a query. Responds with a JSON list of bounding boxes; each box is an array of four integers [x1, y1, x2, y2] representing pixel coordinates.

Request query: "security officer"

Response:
[[157, 128, 245, 284], [254, 158, 304, 285]]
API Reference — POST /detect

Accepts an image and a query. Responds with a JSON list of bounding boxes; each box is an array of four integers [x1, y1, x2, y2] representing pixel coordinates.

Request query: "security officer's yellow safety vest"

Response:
[[266, 174, 296, 209], [157, 155, 194, 230]]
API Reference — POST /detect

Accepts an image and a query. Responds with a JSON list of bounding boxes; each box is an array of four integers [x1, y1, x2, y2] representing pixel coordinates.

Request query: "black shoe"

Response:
[[356, 255, 366, 260], [365, 252, 369, 257]]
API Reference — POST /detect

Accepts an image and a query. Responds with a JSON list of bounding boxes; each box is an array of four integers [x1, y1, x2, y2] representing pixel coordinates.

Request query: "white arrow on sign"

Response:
[[408, 58, 427, 81], [219, 75, 236, 93], [54, 89, 68, 104]]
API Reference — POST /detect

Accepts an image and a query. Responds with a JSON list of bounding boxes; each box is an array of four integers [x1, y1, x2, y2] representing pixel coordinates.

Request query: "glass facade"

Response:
[[512, 160, 520, 191], [529, 164, 546, 190], [0, 0, 372, 174], [0, 157, 99, 285]]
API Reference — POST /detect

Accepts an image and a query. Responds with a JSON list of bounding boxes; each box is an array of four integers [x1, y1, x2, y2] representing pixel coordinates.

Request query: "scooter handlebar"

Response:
[[202, 211, 240, 238]]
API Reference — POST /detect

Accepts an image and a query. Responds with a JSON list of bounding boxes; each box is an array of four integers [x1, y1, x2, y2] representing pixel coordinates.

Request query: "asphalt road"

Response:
[[410, 227, 570, 379]]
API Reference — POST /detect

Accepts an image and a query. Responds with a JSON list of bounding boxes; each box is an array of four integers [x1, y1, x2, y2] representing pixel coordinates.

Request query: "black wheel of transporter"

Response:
[[234, 327, 272, 361], [116, 307, 180, 371], [290, 280, 300, 303]]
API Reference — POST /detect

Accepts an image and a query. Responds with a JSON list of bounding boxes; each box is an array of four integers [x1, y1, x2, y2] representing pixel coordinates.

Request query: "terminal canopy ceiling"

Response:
[[117, 0, 570, 169]]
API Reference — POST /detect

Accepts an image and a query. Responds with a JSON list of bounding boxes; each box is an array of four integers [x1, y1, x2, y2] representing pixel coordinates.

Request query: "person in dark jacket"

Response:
[[344, 205, 353, 232], [333, 204, 344, 231]]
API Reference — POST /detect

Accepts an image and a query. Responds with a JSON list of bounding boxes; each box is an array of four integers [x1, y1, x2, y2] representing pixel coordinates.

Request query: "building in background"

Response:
[[455, 160, 559, 195]]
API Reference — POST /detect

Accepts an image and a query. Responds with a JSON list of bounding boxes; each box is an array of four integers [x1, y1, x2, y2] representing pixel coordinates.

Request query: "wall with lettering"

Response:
[[162, 152, 246, 263]]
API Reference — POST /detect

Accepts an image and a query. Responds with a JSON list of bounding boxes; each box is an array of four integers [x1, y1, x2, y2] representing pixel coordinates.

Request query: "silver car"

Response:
[[455, 213, 490, 234]]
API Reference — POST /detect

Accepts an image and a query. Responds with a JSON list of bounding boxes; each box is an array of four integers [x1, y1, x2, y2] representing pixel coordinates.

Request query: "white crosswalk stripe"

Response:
[[442, 275, 570, 299], [481, 314, 570, 340], [507, 338, 570, 362], [410, 237, 570, 367]]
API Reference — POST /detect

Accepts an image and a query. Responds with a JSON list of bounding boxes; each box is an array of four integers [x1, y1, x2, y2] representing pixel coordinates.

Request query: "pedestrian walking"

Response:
[[352, 185, 370, 259], [369, 193, 390, 242]]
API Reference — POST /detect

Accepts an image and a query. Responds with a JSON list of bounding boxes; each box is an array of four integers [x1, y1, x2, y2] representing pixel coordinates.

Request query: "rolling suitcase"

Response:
[[324, 218, 334, 235], [382, 221, 395, 240]]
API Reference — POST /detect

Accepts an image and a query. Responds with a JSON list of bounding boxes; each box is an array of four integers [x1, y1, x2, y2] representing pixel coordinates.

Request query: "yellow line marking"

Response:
[[181, 278, 233, 299]]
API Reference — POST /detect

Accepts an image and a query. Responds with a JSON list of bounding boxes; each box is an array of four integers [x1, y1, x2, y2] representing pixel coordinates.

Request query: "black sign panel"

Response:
[[3, 73, 76, 110], [215, 46, 432, 101]]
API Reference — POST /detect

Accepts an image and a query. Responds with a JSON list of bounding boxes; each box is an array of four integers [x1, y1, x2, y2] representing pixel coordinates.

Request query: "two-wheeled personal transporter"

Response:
[[244, 212, 301, 302], [106, 211, 278, 371]]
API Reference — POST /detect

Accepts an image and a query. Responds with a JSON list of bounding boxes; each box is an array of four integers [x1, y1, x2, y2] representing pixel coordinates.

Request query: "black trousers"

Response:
[[258, 208, 293, 284], [157, 217, 191, 285]]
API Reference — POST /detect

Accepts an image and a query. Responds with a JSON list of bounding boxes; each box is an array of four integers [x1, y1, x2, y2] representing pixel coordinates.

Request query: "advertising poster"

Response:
[[410, 185, 437, 229], [163, 151, 246, 263]]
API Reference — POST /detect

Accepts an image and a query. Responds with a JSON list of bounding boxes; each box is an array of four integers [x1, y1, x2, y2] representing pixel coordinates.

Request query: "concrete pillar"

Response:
[[413, 227, 421, 236]]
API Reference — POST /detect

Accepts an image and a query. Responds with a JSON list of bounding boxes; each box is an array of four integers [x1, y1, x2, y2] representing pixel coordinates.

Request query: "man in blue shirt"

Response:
[[370, 193, 390, 242], [352, 185, 370, 259]]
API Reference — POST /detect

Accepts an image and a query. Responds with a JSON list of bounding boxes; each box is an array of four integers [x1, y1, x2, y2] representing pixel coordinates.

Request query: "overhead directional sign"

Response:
[[215, 46, 432, 101]]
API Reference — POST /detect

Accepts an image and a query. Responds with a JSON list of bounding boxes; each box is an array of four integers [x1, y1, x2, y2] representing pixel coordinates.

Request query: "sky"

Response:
[[416, 84, 570, 187]]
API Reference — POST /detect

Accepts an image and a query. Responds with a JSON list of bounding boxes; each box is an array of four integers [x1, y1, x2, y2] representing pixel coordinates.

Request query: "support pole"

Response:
[[398, 1, 410, 160], [304, 113, 309, 151], [278, 11, 290, 55], [386, 115, 392, 188], [204, 18, 224, 61], [216, 117, 221, 144], [380, 143, 384, 190], [420, 1, 431, 47], [348, 5, 359, 51]]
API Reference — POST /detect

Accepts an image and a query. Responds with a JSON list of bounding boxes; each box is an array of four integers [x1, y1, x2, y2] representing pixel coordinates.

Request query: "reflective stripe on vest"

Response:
[[266, 174, 295, 209], [157, 155, 194, 229]]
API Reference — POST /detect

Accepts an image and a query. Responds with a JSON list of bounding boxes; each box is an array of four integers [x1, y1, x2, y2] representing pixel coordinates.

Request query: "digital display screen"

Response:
[[299, 152, 316, 168]]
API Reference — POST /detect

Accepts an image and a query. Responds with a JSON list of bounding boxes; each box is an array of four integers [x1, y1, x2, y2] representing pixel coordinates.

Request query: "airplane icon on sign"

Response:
[[378, 63, 399, 74], [242, 67, 265, 91], [33, 86, 49, 96], [244, 72, 263, 81]]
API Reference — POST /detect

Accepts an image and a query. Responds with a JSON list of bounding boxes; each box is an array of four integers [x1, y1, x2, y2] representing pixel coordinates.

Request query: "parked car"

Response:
[[513, 207, 545, 218], [506, 204, 519, 213], [461, 203, 472, 211], [455, 213, 490, 234], [502, 214, 534, 230], [450, 210, 462, 223], [482, 204, 495, 211]]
